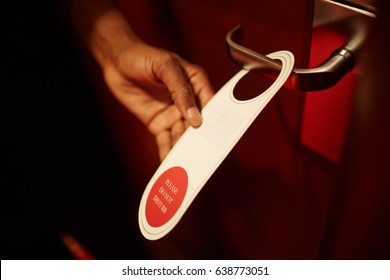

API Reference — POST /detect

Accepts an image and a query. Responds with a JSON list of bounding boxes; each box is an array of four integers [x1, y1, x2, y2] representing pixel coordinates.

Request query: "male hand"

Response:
[[103, 42, 214, 160]]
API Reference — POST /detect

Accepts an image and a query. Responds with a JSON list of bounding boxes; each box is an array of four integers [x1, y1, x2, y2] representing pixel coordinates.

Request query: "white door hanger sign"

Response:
[[139, 50, 295, 240]]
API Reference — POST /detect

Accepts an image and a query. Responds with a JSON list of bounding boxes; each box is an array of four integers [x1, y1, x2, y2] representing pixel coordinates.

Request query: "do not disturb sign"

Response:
[[139, 51, 295, 240]]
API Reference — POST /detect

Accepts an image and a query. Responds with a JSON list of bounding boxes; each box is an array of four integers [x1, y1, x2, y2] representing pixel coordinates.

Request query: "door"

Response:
[[91, 0, 378, 259]]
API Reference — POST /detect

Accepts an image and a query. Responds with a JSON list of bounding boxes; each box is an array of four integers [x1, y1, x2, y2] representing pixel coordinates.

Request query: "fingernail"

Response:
[[187, 107, 202, 127]]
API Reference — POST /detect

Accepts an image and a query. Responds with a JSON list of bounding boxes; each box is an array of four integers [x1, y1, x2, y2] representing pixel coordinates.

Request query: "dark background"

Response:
[[1, 1, 147, 259]]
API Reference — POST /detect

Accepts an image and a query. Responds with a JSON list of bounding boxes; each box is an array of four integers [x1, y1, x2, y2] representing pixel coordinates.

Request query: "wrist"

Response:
[[90, 9, 141, 68], [70, 0, 141, 69]]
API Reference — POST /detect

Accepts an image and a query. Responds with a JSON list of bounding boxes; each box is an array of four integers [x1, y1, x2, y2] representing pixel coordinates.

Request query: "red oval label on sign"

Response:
[[145, 166, 188, 227]]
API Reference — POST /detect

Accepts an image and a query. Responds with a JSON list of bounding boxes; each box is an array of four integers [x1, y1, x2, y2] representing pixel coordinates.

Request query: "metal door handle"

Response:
[[226, 16, 369, 92]]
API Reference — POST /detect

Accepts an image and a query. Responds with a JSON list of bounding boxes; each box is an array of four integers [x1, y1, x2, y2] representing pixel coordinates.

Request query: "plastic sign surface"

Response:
[[139, 51, 295, 240]]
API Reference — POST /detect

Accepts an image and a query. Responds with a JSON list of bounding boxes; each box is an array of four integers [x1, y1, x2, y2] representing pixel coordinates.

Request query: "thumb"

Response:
[[154, 53, 203, 127]]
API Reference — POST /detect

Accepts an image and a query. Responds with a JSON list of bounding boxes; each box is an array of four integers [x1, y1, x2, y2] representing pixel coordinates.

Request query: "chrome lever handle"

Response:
[[226, 17, 368, 92]]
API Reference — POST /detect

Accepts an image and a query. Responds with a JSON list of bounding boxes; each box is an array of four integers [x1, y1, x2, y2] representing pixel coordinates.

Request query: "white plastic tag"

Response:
[[139, 50, 294, 240]]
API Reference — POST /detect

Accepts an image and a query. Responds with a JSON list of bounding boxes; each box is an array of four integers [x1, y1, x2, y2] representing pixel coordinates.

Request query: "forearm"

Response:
[[69, 0, 141, 68]]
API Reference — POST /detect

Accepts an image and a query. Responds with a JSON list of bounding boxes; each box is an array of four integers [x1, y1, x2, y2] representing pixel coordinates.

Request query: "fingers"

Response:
[[147, 105, 185, 161], [150, 53, 214, 161], [155, 120, 186, 161], [156, 130, 171, 161], [153, 53, 205, 128], [180, 59, 215, 109], [147, 105, 182, 135], [171, 120, 185, 145]]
